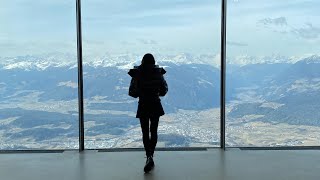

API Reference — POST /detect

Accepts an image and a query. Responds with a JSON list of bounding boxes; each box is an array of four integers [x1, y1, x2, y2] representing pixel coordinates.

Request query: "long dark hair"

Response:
[[141, 53, 155, 67]]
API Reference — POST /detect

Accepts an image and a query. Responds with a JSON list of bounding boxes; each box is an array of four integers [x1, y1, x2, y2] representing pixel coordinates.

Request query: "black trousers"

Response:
[[139, 116, 160, 157]]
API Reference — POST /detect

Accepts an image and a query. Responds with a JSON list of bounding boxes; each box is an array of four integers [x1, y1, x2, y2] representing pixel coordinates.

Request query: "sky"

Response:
[[0, 0, 319, 59]]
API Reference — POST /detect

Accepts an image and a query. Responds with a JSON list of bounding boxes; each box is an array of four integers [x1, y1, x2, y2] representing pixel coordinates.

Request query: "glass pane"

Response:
[[226, 0, 320, 146], [82, 0, 221, 148], [0, 1, 78, 149]]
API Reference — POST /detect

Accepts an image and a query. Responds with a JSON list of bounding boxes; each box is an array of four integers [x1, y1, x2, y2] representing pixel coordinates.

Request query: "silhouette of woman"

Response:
[[128, 53, 168, 173]]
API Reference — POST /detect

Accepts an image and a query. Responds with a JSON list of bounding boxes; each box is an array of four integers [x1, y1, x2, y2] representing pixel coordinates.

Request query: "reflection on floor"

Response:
[[0, 149, 319, 180]]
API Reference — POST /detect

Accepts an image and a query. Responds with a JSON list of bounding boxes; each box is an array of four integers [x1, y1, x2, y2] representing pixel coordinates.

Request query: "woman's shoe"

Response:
[[144, 156, 155, 173]]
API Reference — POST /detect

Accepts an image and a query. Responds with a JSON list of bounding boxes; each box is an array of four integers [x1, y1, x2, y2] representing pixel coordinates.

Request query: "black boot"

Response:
[[144, 156, 155, 173]]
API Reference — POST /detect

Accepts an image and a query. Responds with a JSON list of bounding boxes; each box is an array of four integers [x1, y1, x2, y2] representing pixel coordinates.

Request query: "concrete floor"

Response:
[[0, 149, 319, 180]]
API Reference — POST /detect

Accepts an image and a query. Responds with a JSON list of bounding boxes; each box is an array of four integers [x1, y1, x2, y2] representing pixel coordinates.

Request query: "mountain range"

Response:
[[0, 53, 319, 149]]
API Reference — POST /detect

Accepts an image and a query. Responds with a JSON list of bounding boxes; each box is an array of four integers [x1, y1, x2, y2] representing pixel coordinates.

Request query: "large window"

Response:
[[226, 0, 320, 146], [2, 1, 318, 150], [82, 0, 221, 149], [0, 1, 78, 149]]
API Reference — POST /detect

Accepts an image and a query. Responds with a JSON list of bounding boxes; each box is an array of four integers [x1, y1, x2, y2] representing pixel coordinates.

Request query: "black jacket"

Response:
[[128, 65, 168, 118]]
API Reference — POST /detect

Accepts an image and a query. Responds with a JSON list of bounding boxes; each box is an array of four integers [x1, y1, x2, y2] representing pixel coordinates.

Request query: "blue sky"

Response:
[[0, 0, 319, 59], [227, 0, 320, 57]]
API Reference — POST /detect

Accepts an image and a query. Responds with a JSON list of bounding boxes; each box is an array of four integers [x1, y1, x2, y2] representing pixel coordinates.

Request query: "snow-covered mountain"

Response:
[[2, 52, 318, 71], [1, 52, 320, 149], [300, 54, 320, 64], [1, 52, 319, 114], [228, 54, 301, 66], [0, 53, 76, 71]]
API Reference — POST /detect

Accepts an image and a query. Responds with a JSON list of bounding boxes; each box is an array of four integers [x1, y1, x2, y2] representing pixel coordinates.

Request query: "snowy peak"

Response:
[[172, 53, 197, 63], [229, 54, 294, 66], [83, 53, 140, 69], [1, 53, 320, 71], [2, 58, 73, 71], [0, 53, 76, 71], [300, 55, 320, 64]]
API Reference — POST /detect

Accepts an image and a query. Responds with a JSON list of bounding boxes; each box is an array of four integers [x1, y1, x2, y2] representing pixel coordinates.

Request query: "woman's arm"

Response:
[[159, 75, 168, 97], [129, 78, 139, 98]]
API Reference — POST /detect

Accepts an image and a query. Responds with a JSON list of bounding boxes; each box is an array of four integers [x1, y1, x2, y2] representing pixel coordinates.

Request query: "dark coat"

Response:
[[128, 65, 168, 118]]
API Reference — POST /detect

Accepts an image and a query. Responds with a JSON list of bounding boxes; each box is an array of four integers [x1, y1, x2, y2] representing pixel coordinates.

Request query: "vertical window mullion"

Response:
[[76, 0, 85, 152], [220, 0, 227, 150]]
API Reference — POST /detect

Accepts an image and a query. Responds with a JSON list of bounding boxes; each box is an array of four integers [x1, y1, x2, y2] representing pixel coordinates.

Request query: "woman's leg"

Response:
[[150, 116, 160, 156], [139, 117, 151, 157]]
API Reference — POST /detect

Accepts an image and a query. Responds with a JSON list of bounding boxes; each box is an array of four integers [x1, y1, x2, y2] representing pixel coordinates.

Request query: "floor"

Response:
[[0, 149, 319, 180]]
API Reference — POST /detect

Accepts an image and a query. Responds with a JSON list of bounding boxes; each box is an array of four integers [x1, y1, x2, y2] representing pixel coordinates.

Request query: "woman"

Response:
[[128, 53, 168, 173]]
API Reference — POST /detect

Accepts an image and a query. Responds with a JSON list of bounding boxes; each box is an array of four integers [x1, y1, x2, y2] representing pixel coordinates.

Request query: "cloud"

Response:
[[292, 23, 320, 40], [137, 39, 158, 45], [227, 41, 248, 47], [258, 17, 288, 27], [258, 17, 320, 40], [83, 40, 105, 45], [120, 41, 136, 46], [57, 81, 77, 89], [0, 33, 9, 41]]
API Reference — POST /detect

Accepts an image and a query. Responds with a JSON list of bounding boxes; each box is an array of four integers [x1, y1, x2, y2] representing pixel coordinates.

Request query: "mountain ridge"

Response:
[[1, 53, 319, 71]]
